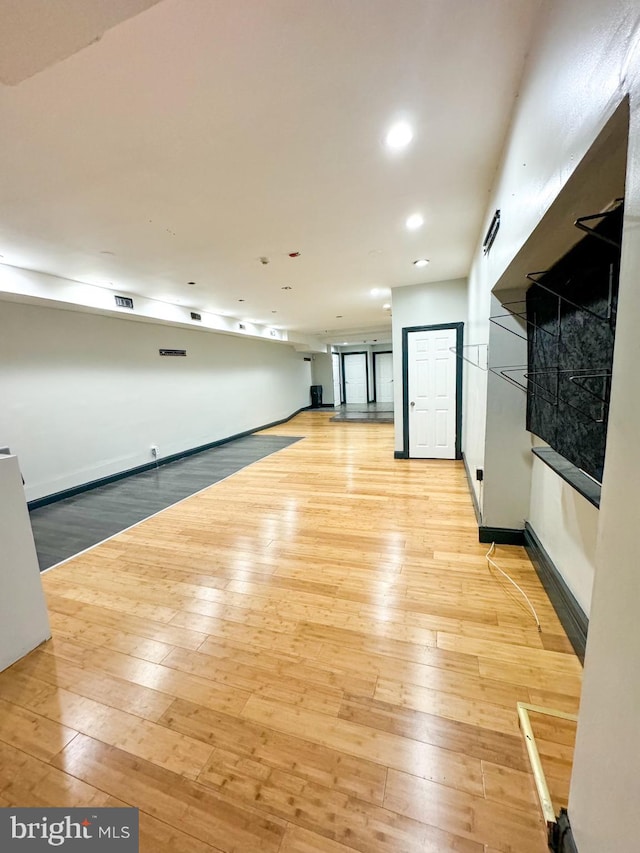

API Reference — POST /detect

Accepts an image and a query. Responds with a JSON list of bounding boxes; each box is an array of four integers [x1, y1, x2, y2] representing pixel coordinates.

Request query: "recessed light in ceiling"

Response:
[[281, 286, 292, 290], [238, 298, 245, 302], [343, 342, 348, 345], [382, 303, 391, 310], [336, 315, 343, 318], [271, 310, 277, 313], [406, 213, 424, 231], [413, 258, 430, 268], [100, 250, 115, 255], [187, 281, 196, 286], [385, 121, 413, 150]]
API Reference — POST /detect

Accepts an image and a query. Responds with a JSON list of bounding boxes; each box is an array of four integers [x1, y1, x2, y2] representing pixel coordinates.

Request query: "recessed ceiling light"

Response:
[[413, 258, 430, 268], [385, 121, 413, 150], [336, 315, 343, 318], [281, 286, 292, 290], [343, 342, 348, 345], [187, 281, 196, 286], [406, 213, 424, 231], [382, 303, 391, 310], [271, 310, 277, 313], [238, 298, 245, 302]]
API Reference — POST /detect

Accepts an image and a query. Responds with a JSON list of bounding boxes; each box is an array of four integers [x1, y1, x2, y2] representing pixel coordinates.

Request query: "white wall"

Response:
[[481, 294, 532, 529], [0, 454, 50, 671], [528, 452, 597, 615], [310, 353, 334, 405], [0, 300, 311, 501], [463, 1, 640, 849], [391, 278, 468, 451]]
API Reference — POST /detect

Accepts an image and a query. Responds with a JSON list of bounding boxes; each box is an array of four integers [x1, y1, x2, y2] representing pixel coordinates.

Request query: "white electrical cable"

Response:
[[485, 542, 541, 631]]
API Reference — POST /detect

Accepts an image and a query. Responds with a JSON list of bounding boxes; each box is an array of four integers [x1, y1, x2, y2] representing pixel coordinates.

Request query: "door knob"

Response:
[[410, 401, 415, 407]]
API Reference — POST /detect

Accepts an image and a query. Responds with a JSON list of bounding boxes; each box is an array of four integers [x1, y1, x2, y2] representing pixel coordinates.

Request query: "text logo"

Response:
[[1, 808, 138, 850]]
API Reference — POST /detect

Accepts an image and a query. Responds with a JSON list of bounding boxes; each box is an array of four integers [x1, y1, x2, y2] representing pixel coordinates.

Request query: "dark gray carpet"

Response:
[[30, 435, 301, 571], [330, 412, 393, 423], [330, 402, 394, 423]]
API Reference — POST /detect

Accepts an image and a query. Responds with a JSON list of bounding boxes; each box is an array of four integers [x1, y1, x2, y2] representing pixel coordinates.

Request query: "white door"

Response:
[[374, 352, 393, 403], [332, 353, 342, 405], [343, 353, 367, 404], [407, 328, 457, 459]]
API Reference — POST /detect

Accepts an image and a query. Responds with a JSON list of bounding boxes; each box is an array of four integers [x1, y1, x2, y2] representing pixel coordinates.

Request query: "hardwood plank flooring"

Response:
[[30, 434, 301, 570], [1, 412, 581, 852]]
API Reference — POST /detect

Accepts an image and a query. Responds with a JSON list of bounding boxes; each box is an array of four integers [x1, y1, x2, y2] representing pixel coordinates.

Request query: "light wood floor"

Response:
[[0, 412, 581, 853]]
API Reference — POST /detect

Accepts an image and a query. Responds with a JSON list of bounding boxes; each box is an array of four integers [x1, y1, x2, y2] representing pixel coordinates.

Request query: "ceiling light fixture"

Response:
[[405, 213, 424, 231], [187, 281, 196, 286], [413, 258, 430, 268], [385, 121, 413, 150], [382, 303, 391, 310], [281, 286, 292, 290], [238, 298, 245, 302]]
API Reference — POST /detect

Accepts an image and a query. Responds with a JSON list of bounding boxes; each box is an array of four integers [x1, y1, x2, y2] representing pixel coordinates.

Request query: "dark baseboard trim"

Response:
[[394, 450, 409, 459], [550, 809, 579, 853], [524, 522, 588, 664], [28, 407, 308, 511], [461, 452, 481, 525], [479, 526, 525, 546]]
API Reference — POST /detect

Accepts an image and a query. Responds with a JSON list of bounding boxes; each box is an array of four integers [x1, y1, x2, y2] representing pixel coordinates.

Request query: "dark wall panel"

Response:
[[526, 205, 622, 483]]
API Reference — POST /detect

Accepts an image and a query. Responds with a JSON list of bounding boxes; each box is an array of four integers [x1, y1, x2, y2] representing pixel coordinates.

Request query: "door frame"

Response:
[[341, 351, 369, 404], [401, 323, 464, 459], [373, 350, 393, 403], [332, 352, 343, 405]]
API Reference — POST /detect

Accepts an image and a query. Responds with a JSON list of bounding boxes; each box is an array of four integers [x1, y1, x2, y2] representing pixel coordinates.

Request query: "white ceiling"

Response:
[[0, 0, 540, 344]]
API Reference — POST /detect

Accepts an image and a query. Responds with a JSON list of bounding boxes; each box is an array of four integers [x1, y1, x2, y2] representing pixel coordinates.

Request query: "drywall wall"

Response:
[[391, 279, 468, 452], [0, 299, 311, 501], [310, 353, 334, 405], [0, 454, 50, 671], [463, 1, 640, 849], [528, 451, 597, 615], [481, 294, 531, 529]]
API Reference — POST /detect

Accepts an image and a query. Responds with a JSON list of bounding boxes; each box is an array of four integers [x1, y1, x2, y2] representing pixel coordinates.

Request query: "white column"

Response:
[[0, 454, 51, 671]]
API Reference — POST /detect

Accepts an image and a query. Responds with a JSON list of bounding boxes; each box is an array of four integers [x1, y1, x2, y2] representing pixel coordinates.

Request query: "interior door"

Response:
[[374, 352, 393, 403], [407, 328, 457, 459], [332, 353, 342, 405], [343, 353, 367, 404]]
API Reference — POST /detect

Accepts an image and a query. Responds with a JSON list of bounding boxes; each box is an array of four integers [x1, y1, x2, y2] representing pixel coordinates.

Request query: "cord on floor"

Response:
[[486, 542, 541, 631]]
